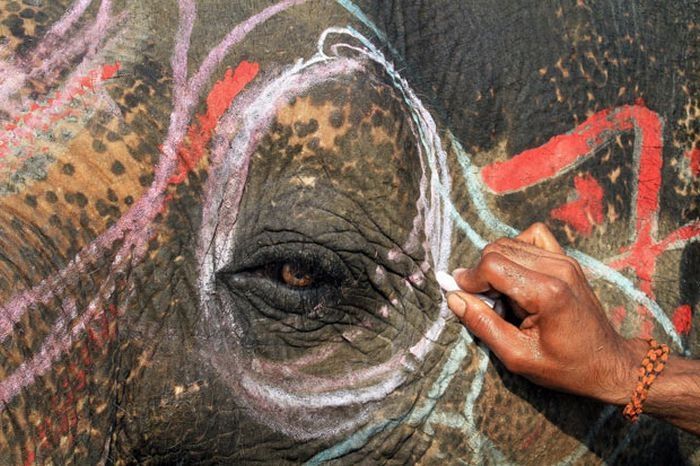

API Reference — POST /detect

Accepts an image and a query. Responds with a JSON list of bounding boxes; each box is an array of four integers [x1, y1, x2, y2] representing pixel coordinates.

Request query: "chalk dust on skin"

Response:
[[231, 69, 430, 371], [0, 0, 73, 67], [0, 2, 176, 461]]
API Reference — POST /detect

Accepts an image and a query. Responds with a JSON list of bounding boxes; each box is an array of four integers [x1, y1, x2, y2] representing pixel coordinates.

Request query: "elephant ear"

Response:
[[469, 105, 699, 345]]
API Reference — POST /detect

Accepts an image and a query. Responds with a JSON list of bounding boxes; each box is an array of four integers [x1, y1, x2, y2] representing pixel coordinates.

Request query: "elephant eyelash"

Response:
[[217, 245, 348, 316], [253, 260, 329, 290], [221, 243, 348, 286]]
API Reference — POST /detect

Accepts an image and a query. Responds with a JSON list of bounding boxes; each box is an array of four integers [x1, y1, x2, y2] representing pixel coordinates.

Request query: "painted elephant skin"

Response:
[[0, 0, 697, 464]]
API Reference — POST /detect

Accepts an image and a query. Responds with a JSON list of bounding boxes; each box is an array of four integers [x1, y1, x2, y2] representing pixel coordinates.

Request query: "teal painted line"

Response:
[[445, 190, 488, 249], [411, 328, 471, 422], [305, 329, 471, 465], [332, 7, 685, 353], [450, 132, 518, 238], [305, 6, 685, 465], [461, 343, 490, 458], [305, 418, 398, 465], [567, 248, 684, 351], [334, 0, 399, 57], [448, 131, 684, 352]]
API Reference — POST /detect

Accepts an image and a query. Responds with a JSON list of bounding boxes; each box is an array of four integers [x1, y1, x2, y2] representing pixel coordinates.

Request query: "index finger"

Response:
[[454, 252, 559, 315], [516, 222, 564, 254]]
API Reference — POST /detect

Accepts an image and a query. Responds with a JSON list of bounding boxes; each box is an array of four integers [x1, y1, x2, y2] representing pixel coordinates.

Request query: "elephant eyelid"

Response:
[[217, 251, 346, 318], [223, 240, 346, 274], [218, 243, 348, 291], [249, 260, 327, 290]]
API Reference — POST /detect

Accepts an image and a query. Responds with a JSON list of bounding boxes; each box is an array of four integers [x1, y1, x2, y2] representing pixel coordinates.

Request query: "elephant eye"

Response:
[[217, 244, 350, 319], [237, 251, 342, 292], [280, 262, 314, 288]]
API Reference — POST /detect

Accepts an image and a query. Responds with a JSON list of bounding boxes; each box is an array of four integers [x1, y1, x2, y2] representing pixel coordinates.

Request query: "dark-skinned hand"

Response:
[[446, 223, 700, 436]]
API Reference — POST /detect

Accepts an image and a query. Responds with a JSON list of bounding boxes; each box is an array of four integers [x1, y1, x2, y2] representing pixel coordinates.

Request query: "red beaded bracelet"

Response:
[[622, 339, 670, 422]]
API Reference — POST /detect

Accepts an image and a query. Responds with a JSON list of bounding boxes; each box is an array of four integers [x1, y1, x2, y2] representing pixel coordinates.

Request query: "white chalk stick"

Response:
[[435, 270, 503, 314], [435, 271, 460, 292]]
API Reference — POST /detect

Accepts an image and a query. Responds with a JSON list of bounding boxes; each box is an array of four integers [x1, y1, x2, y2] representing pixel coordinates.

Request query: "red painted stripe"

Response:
[[479, 106, 664, 205], [100, 61, 120, 80], [481, 108, 623, 193], [168, 61, 259, 184], [549, 174, 604, 235], [672, 304, 693, 335], [686, 147, 700, 177]]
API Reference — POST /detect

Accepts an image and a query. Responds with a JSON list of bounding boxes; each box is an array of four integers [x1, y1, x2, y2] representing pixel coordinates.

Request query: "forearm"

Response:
[[607, 339, 700, 436], [639, 356, 700, 435]]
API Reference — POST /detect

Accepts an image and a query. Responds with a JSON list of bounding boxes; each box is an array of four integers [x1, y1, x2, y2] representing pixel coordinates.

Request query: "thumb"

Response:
[[446, 291, 527, 368]]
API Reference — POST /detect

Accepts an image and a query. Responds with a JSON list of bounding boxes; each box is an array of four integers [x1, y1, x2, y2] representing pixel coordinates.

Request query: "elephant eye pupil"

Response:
[[281, 263, 314, 288]]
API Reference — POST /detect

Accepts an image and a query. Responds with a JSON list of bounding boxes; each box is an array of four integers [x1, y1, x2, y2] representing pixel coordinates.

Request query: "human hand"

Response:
[[447, 223, 646, 404]]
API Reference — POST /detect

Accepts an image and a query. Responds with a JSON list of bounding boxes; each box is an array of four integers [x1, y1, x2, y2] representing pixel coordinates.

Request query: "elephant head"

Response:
[[0, 0, 697, 464]]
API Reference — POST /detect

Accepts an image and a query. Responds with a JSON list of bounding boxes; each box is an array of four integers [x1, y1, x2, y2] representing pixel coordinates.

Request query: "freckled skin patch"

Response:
[[240, 69, 428, 348], [0, 1, 697, 465], [270, 72, 420, 224], [0, 0, 174, 461]]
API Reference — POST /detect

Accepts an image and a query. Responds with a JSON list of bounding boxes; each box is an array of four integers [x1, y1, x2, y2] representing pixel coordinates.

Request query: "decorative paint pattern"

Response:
[[549, 174, 605, 236], [0, 0, 694, 463], [0, 0, 284, 411], [0, 62, 120, 194], [480, 105, 699, 342], [196, 25, 454, 440], [318, 2, 697, 463]]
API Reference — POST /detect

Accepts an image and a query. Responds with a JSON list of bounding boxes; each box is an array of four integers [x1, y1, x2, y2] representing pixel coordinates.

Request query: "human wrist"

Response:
[[594, 337, 649, 405], [586, 337, 700, 435]]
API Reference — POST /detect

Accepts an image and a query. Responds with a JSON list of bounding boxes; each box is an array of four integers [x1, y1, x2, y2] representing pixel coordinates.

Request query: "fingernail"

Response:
[[446, 292, 468, 318]]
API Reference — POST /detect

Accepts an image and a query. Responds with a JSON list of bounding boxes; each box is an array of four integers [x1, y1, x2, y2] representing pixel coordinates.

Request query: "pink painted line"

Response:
[[2, 0, 95, 85], [188, 0, 308, 100], [199, 57, 363, 264], [31, 0, 117, 88], [86, 0, 114, 57], [0, 62, 27, 116], [253, 350, 408, 394], [172, 0, 196, 100], [0, 0, 302, 410], [0, 285, 113, 408], [0, 0, 115, 117], [43, 0, 95, 41], [0, 63, 123, 337], [2, 0, 274, 339]]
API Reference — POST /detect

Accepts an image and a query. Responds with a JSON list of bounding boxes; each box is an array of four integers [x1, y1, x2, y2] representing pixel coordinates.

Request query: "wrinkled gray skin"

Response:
[[0, 0, 698, 464]]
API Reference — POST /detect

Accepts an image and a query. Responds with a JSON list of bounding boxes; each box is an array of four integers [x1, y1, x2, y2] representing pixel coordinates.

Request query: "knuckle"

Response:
[[480, 252, 503, 273], [532, 221, 550, 234], [545, 278, 569, 300], [516, 288, 538, 312]]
